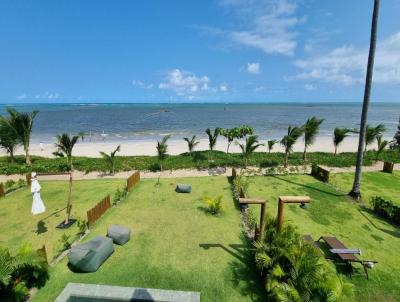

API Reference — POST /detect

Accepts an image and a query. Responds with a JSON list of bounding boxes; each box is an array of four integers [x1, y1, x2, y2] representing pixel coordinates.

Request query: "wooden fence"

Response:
[[311, 165, 330, 183], [87, 195, 111, 226], [0, 183, 5, 198], [383, 161, 394, 174], [127, 171, 140, 191]]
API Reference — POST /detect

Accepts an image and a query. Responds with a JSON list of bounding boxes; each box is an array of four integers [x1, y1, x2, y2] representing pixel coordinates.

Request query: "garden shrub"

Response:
[[203, 195, 223, 215], [370, 196, 400, 225]]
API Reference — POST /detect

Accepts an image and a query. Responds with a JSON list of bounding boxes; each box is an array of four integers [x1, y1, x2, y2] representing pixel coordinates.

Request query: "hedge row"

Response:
[[371, 196, 400, 225]]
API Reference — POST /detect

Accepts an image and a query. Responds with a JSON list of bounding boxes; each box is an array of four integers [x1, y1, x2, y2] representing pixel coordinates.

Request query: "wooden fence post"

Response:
[[0, 183, 5, 198]]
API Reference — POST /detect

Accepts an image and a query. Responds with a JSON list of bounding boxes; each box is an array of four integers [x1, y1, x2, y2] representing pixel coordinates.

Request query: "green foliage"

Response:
[[390, 117, 400, 151], [333, 128, 355, 155], [375, 135, 391, 161], [113, 186, 128, 206], [365, 124, 386, 153], [370, 196, 400, 225], [58, 234, 72, 252], [5, 179, 15, 189], [156, 135, 171, 171], [267, 139, 278, 153], [237, 135, 263, 167], [0, 115, 19, 163], [243, 208, 257, 230], [303, 116, 324, 159], [76, 219, 88, 236], [100, 145, 121, 174], [55, 133, 80, 170], [203, 195, 223, 215], [183, 135, 199, 155], [233, 170, 252, 197], [254, 217, 353, 301], [205, 128, 221, 151], [281, 125, 304, 167]]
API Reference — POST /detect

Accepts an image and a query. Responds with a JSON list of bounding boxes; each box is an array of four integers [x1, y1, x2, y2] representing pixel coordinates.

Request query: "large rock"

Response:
[[68, 236, 114, 272], [176, 184, 192, 193], [107, 224, 131, 245]]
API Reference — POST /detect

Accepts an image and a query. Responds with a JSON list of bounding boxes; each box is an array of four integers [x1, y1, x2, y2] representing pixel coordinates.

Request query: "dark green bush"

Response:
[[370, 196, 400, 225]]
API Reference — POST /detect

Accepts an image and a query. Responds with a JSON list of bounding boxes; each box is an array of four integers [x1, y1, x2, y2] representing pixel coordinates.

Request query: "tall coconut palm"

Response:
[[183, 135, 199, 156], [267, 139, 278, 154], [375, 135, 391, 161], [4, 108, 38, 165], [303, 116, 324, 160], [55, 133, 80, 170], [100, 145, 121, 175], [333, 128, 353, 155], [0, 117, 19, 163], [364, 124, 386, 154], [156, 135, 170, 172], [237, 135, 263, 167], [280, 126, 304, 168], [350, 0, 380, 199]]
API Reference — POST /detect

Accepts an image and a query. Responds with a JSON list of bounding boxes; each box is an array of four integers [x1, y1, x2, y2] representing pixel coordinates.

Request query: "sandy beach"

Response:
[[0, 135, 381, 158]]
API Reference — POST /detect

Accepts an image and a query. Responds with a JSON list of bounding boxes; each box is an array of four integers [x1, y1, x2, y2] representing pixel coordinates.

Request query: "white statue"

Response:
[[31, 172, 46, 215]]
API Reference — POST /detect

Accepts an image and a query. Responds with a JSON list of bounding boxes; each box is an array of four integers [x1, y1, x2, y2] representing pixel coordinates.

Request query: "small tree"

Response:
[[100, 145, 121, 175], [55, 133, 80, 170], [267, 139, 278, 154], [375, 135, 391, 161], [281, 126, 304, 168], [237, 125, 254, 140], [303, 116, 324, 160], [156, 135, 170, 171], [0, 117, 19, 163], [237, 135, 263, 167], [391, 117, 400, 151], [183, 135, 199, 156], [365, 124, 386, 154], [333, 128, 353, 156], [220, 128, 239, 153]]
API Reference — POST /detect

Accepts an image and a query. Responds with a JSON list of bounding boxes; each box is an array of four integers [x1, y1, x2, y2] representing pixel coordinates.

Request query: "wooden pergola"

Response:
[[238, 197, 267, 240], [277, 196, 311, 230]]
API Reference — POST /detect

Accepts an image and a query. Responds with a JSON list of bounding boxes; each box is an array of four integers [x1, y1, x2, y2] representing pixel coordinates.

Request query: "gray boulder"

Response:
[[107, 224, 131, 245]]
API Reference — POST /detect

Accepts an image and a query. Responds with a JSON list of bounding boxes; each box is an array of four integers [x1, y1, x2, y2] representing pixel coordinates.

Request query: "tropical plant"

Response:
[[303, 116, 324, 160], [280, 126, 304, 168], [391, 117, 400, 151], [183, 135, 199, 156], [76, 219, 88, 236], [350, 0, 380, 200], [237, 135, 263, 167], [55, 133, 80, 170], [333, 128, 354, 156], [233, 170, 252, 198], [156, 135, 170, 171], [0, 116, 19, 163], [237, 125, 254, 139], [364, 124, 386, 154], [220, 128, 240, 153], [203, 195, 223, 215], [205, 128, 221, 151], [1, 108, 38, 165], [375, 135, 391, 161], [100, 145, 121, 174], [267, 139, 277, 154], [77, 131, 85, 142], [254, 217, 353, 301]]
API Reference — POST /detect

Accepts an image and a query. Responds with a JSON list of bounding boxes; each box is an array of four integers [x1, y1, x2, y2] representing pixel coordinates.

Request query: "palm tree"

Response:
[[350, 0, 380, 199], [237, 135, 263, 167], [183, 135, 199, 156], [156, 135, 170, 172], [280, 126, 304, 168], [220, 128, 239, 153], [205, 128, 220, 151], [77, 131, 85, 142], [267, 139, 277, 154], [390, 117, 400, 150], [0, 117, 19, 163], [303, 116, 324, 160], [4, 108, 38, 165], [100, 145, 121, 175], [375, 135, 391, 161], [55, 133, 80, 170], [364, 124, 386, 154], [333, 128, 353, 155]]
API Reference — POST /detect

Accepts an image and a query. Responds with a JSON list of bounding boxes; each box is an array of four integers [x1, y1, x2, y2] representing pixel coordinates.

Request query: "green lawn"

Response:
[[0, 179, 125, 259], [330, 171, 400, 206], [246, 174, 400, 302], [32, 177, 263, 302]]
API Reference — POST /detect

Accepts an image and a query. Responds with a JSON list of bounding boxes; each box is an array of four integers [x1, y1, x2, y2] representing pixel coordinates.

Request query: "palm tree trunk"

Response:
[[303, 145, 307, 160], [284, 151, 288, 168], [10, 148, 14, 163], [334, 146, 337, 156], [24, 145, 31, 165], [349, 0, 380, 200]]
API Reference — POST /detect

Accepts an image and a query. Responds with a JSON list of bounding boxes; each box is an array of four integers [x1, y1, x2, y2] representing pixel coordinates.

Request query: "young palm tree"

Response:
[[375, 135, 391, 161], [333, 128, 353, 155], [100, 145, 121, 175], [220, 128, 239, 153], [303, 116, 324, 160], [267, 139, 277, 154], [156, 135, 170, 172], [4, 108, 38, 165], [237, 135, 263, 167], [0, 117, 19, 163], [183, 135, 199, 156], [205, 128, 220, 151], [55, 133, 80, 170], [280, 126, 304, 168], [364, 124, 386, 154], [391, 117, 400, 150], [350, 0, 380, 199]]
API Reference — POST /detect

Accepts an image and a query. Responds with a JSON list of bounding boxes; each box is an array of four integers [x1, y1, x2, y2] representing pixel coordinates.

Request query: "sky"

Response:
[[0, 0, 399, 103]]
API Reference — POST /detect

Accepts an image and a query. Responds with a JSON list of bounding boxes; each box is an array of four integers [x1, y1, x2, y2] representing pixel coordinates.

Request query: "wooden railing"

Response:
[[87, 195, 111, 226], [127, 171, 140, 191]]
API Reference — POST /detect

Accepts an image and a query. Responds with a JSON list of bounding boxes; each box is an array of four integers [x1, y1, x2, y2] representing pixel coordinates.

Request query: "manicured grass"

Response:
[[0, 179, 125, 259], [330, 171, 400, 206], [1, 150, 399, 175], [32, 177, 263, 302], [246, 174, 400, 302]]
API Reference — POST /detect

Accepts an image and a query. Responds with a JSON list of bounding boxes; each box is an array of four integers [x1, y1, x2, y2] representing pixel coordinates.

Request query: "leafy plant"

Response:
[[100, 145, 121, 175], [55, 133, 80, 170], [5, 179, 16, 189], [0, 115, 19, 163], [370, 196, 400, 224], [237, 135, 263, 167], [233, 170, 252, 197], [390, 117, 400, 151], [203, 195, 223, 215], [365, 124, 386, 154], [183, 135, 199, 156], [76, 219, 88, 236], [375, 135, 392, 161], [303, 116, 324, 160], [333, 128, 354, 155], [281, 126, 304, 167], [267, 140, 277, 154], [58, 234, 72, 252], [156, 135, 171, 172]]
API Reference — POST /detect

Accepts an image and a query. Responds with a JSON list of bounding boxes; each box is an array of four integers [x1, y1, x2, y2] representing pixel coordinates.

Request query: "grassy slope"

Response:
[[32, 177, 263, 302], [0, 179, 125, 259], [246, 174, 400, 302]]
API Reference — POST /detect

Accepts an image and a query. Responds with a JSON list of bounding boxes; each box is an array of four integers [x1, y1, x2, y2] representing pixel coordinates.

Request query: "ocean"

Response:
[[0, 103, 399, 143]]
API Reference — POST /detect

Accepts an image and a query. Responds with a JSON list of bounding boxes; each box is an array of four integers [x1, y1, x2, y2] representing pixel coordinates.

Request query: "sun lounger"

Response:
[[303, 235, 322, 253], [318, 236, 377, 279]]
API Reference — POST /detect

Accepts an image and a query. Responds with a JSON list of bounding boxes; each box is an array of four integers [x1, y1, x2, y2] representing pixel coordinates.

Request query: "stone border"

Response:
[[56, 283, 201, 302]]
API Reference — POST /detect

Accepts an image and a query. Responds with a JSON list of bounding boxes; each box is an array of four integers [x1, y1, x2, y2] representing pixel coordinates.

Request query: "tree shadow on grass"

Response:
[[358, 207, 400, 239], [35, 220, 48, 234]]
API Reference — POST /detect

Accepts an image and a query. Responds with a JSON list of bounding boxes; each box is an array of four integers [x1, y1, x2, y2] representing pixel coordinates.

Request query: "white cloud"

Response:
[[292, 32, 400, 86], [304, 84, 315, 91], [220, 83, 228, 92], [132, 80, 153, 89], [246, 62, 261, 74], [15, 94, 27, 100], [219, 0, 303, 56], [34, 92, 60, 99]]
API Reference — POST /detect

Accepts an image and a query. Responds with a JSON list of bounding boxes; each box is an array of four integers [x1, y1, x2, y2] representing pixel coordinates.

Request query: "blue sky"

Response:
[[0, 0, 399, 103]]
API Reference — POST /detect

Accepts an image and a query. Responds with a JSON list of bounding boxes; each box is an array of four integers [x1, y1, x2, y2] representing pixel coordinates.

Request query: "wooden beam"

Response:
[[278, 196, 311, 203], [238, 197, 266, 204]]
